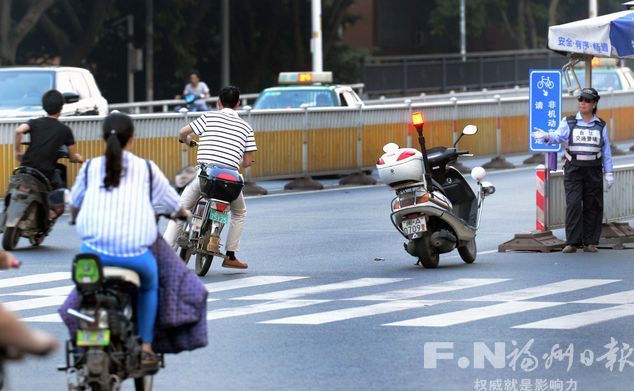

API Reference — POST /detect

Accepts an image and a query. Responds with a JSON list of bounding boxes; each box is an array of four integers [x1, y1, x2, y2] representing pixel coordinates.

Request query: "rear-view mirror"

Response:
[[462, 125, 478, 135], [62, 92, 80, 104]]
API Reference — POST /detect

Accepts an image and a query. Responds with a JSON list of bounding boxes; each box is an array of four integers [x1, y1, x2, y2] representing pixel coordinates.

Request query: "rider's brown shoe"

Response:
[[583, 244, 598, 253], [222, 258, 248, 269], [561, 245, 577, 253]]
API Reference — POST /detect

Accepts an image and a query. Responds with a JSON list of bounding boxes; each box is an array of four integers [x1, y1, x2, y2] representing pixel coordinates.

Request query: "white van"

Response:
[[0, 67, 108, 118]]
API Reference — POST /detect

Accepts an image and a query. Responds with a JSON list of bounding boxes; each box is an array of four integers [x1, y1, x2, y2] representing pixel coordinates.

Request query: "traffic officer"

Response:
[[534, 87, 613, 253]]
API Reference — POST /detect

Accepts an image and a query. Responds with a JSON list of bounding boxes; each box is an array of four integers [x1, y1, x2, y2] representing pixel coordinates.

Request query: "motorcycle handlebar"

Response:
[[179, 139, 198, 148]]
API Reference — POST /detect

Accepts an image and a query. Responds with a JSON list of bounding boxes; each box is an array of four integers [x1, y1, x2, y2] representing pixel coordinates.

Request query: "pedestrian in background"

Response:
[[180, 70, 210, 112], [534, 87, 613, 253]]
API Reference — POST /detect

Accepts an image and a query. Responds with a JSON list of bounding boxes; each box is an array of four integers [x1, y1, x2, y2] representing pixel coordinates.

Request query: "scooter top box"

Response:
[[376, 144, 424, 187]]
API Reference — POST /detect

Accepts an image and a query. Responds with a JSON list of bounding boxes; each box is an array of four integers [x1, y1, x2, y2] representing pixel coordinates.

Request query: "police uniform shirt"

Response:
[[546, 113, 613, 173]]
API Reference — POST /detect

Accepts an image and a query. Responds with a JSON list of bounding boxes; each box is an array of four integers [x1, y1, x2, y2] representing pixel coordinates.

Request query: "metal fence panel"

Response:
[[547, 164, 634, 229]]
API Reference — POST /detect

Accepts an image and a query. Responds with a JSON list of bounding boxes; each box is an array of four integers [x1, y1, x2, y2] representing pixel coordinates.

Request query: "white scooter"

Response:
[[376, 112, 495, 268]]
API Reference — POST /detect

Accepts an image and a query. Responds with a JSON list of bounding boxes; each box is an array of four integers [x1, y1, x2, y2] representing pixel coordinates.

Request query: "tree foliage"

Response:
[[431, 0, 628, 52]]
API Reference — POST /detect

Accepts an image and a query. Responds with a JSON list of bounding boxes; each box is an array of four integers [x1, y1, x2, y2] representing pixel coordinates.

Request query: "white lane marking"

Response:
[[261, 300, 446, 325], [513, 304, 634, 330], [4, 285, 74, 297], [22, 313, 62, 323], [4, 296, 67, 312], [347, 278, 508, 301], [205, 276, 308, 293], [385, 301, 563, 327], [207, 300, 328, 320], [234, 278, 408, 301], [0, 272, 70, 290], [574, 290, 634, 304], [464, 279, 619, 302]]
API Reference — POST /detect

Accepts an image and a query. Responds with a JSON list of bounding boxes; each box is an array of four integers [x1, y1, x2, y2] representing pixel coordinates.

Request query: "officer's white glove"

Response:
[[605, 172, 614, 189], [533, 128, 549, 141]]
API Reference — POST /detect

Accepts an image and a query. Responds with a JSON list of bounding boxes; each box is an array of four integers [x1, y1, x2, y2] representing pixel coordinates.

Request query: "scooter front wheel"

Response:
[[458, 238, 477, 264], [195, 253, 213, 276], [414, 234, 439, 269], [2, 227, 21, 251]]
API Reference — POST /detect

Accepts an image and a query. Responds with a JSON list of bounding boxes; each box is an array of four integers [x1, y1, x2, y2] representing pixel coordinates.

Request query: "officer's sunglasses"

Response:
[[578, 97, 595, 103]]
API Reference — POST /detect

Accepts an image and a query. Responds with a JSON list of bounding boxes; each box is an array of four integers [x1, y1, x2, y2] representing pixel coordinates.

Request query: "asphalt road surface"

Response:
[[3, 156, 634, 391]]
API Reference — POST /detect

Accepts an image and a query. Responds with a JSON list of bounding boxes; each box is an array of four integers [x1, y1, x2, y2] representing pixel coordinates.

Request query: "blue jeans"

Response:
[[80, 244, 158, 344]]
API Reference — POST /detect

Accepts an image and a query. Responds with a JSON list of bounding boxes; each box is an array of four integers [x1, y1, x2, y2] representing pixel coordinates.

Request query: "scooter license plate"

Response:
[[401, 217, 426, 235], [209, 209, 229, 224], [77, 329, 110, 346]]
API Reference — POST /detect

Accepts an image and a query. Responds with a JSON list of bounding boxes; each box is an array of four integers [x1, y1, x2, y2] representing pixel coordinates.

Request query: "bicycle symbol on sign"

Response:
[[536, 76, 555, 89]]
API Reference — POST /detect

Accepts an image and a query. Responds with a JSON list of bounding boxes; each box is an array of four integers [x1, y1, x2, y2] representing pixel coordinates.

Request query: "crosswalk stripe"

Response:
[[4, 296, 67, 312], [22, 313, 62, 323], [464, 279, 618, 302], [4, 285, 74, 297], [207, 300, 328, 320], [261, 300, 446, 325], [513, 304, 634, 329], [384, 301, 563, 327], [346, 278, 509, 301], [573, 290, 634, 304], [0, 272, 70, 290], [205, 276, 307, 293], [234, 278, 408, 301]]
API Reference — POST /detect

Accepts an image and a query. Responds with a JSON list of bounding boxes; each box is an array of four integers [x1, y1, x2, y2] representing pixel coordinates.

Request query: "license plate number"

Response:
[[209, 209, 229, 224], [77, 329, 110, 346], [401, 217, 426, 235]]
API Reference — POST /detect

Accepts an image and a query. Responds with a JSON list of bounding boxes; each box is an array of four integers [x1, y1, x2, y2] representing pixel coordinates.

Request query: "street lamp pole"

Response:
[[145, 0, 154, 101], [221, 0, 230, 87], [460, 0, 466, 62], [311, 0, 323, 72], [127, 15, 134, 103]]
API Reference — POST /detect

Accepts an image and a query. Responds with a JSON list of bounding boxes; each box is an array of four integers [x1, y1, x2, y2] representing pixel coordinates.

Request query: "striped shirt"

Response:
[[189, 108, 257, 169], [71, 151, 180, 257]]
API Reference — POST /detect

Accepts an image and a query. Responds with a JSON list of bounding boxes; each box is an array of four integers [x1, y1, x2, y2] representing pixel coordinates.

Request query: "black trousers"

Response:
[[563, 163, 603, 246]]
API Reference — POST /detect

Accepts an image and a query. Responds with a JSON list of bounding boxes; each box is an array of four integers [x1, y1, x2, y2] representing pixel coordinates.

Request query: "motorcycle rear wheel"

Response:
[[134, 375, 154, 391], [2, 227, 20, 251], [29, 233, 45, 247], [414, 234, 439, 269], [458, 238, 477, 264], [195, 253, 213, 276]]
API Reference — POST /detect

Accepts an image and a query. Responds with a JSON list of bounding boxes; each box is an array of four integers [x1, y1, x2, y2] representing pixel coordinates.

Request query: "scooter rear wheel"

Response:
[[414, 234, 439, 269], [2, 227, 20, 251], [179, 247, 192, 265], [458, 238, 477, 264], [195, 253, 213, 276]]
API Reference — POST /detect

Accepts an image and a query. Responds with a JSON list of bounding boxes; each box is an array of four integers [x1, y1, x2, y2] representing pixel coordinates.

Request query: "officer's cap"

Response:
[[580, 87, 600, 102]]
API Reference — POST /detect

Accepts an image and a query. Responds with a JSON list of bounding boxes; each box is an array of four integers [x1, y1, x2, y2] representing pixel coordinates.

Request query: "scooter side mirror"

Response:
[[481, 181, 496, 197], [462, 125, 478, 135], [471, 166, 487, 181]]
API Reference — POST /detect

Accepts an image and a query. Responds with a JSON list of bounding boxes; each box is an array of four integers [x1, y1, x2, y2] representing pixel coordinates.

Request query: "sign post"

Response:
[[530, 69, 562, 231], [498, 69, 566, 252]]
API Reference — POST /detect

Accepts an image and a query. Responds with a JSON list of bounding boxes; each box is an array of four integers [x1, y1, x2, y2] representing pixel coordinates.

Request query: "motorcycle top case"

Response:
[[199, 166, 244, 202], [376, 146, 424, 187]]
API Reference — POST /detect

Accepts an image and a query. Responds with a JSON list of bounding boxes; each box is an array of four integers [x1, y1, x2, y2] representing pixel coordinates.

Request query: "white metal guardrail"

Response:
[[2, 88, 634, 200], [547, 164, 634, 230], [107, 83, 366, 114]]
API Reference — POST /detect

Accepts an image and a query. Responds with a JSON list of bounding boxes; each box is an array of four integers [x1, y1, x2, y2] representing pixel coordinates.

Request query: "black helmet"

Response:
[[580, 87, 600, 102]]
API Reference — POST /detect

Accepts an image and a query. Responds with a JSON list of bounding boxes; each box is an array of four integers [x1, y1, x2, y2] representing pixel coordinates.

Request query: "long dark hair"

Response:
[[102, 112, 134, 189]]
